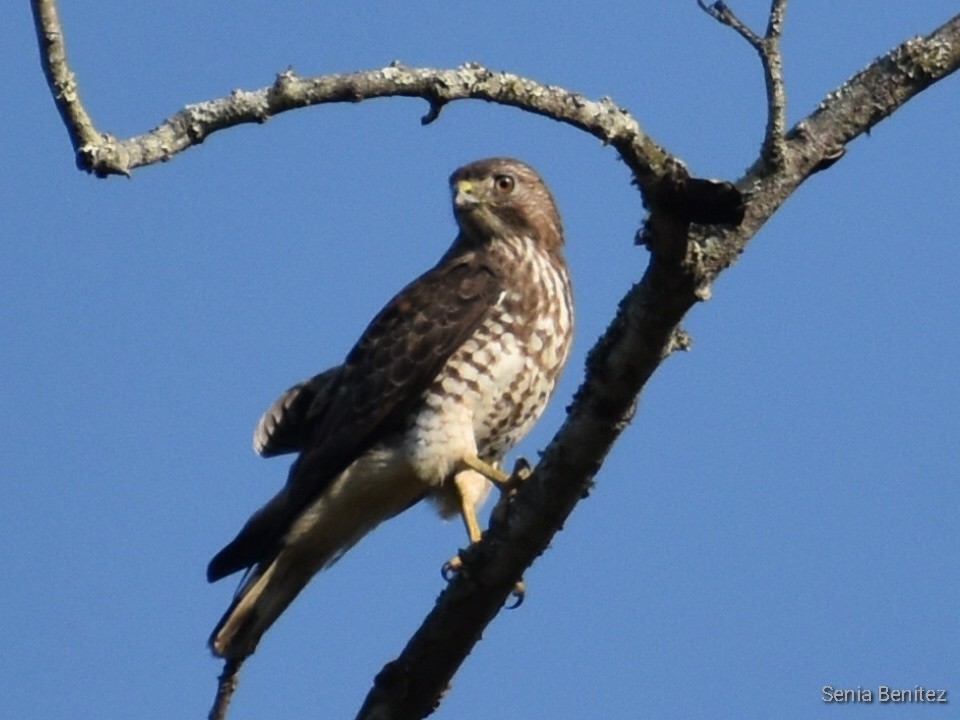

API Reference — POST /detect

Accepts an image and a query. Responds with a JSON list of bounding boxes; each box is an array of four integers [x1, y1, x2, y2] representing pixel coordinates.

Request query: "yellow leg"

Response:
[[442, 465, 490, 579], [442, 458, 533, 607], [459, 492, 483, 545]]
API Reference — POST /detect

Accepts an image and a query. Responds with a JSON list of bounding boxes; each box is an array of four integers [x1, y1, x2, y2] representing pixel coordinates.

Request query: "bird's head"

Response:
[[450, 158, 564, 250]]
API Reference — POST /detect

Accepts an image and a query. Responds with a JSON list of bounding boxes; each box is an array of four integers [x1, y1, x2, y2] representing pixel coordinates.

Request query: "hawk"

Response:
[[207, 157, 574, 660]]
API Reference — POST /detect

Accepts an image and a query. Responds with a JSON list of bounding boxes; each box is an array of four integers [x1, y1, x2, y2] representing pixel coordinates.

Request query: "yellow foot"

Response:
[[457, 455, 533, 494], [456, 455, 510, 486], [491, 458, 533, 525], [443, 457, 533, 606]]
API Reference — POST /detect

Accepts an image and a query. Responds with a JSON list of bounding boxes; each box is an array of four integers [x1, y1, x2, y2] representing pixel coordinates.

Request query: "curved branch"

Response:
[[30, 0, 745, 228], [29, 0, 664, 185]]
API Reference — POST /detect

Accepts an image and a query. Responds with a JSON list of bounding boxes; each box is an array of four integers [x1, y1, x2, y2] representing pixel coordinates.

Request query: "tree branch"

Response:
[[354, 11, 960, 719], [698, 0, 789, 166], [30, 0, 104, 170], [30, 0, 745, 229], [761, 0, 789, 163], [208, 659, 243, 720], [796, 16, 960, 156], [29, 0, 960, 717], [696, 0, 763, 49], [707, 10, 960, 279]]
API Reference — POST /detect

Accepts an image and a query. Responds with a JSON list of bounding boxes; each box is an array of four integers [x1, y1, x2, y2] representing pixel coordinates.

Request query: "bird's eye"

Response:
[[493, 174, 515, 194]]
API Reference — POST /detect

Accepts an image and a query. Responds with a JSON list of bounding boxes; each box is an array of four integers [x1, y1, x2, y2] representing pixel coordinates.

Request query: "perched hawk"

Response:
[[207, 157, 574, 660]]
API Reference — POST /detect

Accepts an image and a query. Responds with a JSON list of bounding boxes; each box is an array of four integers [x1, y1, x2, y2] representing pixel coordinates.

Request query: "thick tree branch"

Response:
[[354, 12, 960, 719]]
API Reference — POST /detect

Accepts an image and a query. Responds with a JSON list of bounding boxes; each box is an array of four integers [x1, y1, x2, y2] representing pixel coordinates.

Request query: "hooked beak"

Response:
[[454, 179, 481, 209]]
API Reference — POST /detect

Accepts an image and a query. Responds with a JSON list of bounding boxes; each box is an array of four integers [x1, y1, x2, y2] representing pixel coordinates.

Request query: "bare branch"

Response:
[[34, 0, 669, 179], [354, 12, 960, 717], [698, 0, 789, 165], [683, 13, 960, 290], [32, 0, 745, 233], [30, 0, 666, 190], [30, 0, 107, 170], [766, 0, 788, 39], [696, 1, 763, 50], [798, 16, 960, 154], [208, 659, 243, 720], [760, 0, 789, 164]]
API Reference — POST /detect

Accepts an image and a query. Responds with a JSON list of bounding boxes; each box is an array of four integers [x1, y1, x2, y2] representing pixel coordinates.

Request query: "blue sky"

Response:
[[3, 2, 958, 719]]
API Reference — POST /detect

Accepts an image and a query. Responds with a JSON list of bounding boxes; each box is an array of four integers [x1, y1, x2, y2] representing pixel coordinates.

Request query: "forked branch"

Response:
[[698, 0, 789, 165]]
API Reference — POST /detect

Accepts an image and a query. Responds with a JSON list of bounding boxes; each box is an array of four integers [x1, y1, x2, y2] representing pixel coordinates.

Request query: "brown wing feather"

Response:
[[207, 252, 501, 581], [253, 366, 342, 458]]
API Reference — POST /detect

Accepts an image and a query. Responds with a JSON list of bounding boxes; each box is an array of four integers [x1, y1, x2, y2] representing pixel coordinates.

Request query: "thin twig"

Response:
[[766, 0, 788, 38], [208, 659, 243, 720], [696, 1, 762, 50], [760, 0, 789, 163], [698, 0, 789, 165]]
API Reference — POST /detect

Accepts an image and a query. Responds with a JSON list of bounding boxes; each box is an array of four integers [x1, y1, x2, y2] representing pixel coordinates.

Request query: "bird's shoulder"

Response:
[[343, 250, 504, 380]]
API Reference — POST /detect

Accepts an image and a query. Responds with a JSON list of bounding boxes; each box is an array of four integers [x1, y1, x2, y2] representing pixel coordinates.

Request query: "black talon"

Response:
[[442, 554, 465, 582], [441, 560, 458, 582], [505, 581, 525, 609]]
